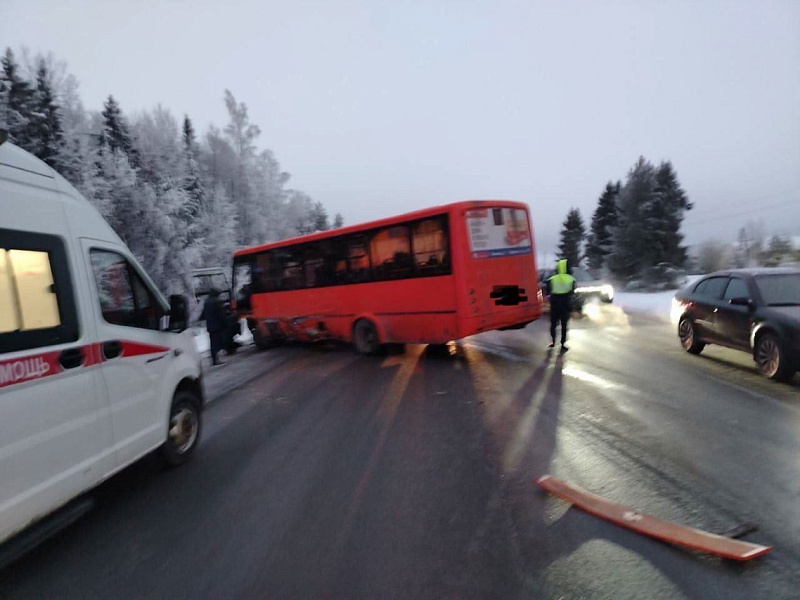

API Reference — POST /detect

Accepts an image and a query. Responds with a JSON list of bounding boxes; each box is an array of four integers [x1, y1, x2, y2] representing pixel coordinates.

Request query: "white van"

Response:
[[0, 135, 204, 548]]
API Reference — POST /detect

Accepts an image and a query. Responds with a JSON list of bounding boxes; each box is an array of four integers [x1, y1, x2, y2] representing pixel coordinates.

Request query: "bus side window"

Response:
[[328, 239, 349, 285], [275, 248, 303, 291], [305, 243, 325, 288], [412, 217, 449, 276], [370, 225, 411, 281], [347, 237, 370, 283]]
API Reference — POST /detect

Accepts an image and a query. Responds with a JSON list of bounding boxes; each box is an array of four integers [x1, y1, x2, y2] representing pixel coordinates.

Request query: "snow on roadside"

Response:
[[614, 275, 700, 321]]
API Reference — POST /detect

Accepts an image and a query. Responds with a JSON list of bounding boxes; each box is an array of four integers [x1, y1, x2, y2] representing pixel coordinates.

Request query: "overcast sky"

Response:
[[2, 0, 799, 255]]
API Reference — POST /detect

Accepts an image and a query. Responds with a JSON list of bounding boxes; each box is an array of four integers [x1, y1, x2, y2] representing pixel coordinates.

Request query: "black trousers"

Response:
[[549, 303, 570, 344], [209, 329, 224, 362]]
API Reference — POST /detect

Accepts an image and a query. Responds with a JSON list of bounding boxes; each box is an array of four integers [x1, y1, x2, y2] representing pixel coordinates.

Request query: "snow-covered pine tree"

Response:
[[53, 66, 89, 186], [222, 89, 261, 245], [101, 95, 137, 163], [311, 201, 330, 231], [199, 184, 238, 267], [557, 208, 585, 268], [652, 161, 692, 266], [181, 115, 205, 236], [333, 213, 344, 228], [0, 48, 34, 151], [608, 157, 657, 278], [585, 181, 619, 271], [29, 60, 64, 168], [287, 191, 316, 235]]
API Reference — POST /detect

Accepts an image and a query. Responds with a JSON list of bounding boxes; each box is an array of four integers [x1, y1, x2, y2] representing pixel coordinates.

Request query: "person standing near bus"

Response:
[[201, 289, 226, 366], [546, 259, 576, 351]]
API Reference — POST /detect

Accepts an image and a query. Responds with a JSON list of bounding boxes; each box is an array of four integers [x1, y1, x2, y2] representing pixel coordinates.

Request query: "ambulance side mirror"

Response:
[[168, 294, 189, 332]]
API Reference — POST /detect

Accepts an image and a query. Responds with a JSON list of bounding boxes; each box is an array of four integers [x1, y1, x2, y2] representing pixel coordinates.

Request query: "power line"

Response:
[[687, 190, 793, 218], [684, 198, 799, 228]]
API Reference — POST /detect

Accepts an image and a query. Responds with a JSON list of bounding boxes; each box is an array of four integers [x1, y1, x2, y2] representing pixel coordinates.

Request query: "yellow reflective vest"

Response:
[[548, 259, 575, 295]]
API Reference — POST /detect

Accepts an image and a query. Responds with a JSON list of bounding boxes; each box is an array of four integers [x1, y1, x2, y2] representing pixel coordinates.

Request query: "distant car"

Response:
[[672, 268, 800, 381], [192, 267, 231, 304], [572, 267, 614, 304]]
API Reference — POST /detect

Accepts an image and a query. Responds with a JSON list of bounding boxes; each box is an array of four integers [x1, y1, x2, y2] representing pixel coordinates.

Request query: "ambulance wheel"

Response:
[[160, 390, 202, 467], [353, 319, 380, 355]]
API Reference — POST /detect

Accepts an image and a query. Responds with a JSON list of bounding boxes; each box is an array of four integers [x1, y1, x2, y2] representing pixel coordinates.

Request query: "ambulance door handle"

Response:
[[103, 340, 123, 360], [59, 347, 85, 370]]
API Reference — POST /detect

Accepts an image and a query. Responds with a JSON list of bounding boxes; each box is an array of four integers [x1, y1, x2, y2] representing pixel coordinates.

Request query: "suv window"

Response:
[[723, 278, 749, 301], [0, 229, 79, 354], [90, 249, 164, 330]]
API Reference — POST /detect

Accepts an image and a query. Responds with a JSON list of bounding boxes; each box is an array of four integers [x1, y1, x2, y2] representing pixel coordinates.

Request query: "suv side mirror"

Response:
[[729, 296, 754, 310], [168, 294, 189, 332]]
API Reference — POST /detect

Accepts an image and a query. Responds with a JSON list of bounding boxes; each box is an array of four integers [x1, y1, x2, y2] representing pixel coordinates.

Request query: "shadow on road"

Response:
[[484, 347, 777, 599]]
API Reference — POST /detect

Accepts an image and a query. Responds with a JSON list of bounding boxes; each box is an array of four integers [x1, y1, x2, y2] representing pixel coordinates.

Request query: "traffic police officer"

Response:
[[546, 259, 576, 351]]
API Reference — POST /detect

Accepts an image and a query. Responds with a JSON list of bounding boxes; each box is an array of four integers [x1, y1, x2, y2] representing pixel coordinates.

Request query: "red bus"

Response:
[[232, 201, 542, 354]]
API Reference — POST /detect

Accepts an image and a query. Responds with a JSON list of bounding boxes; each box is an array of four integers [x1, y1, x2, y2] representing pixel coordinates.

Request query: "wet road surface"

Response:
[[2, 306, 799, 599]]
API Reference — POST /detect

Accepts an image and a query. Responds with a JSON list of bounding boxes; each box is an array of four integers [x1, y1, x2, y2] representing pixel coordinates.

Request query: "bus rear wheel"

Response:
[[353, 319, 380, 355]]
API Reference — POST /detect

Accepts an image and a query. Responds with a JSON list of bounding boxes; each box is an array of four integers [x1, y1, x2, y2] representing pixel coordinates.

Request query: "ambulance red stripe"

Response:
[[0, 341, 171, 390]]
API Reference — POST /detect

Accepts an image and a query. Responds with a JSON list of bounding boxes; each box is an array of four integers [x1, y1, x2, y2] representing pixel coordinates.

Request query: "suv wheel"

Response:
[[678, 317, 705, 355]]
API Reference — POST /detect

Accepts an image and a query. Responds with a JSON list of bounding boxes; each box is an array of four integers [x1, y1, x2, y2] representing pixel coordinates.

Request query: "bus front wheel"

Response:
[[353, 319, 380, 355]]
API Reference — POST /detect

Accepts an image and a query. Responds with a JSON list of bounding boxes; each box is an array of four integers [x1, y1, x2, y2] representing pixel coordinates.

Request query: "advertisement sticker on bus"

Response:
[[466, 207, 531, 258]]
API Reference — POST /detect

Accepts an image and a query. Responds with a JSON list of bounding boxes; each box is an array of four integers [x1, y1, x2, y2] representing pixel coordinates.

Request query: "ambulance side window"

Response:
[[90, 250, 164, 330], [0, 228, 79, 354]]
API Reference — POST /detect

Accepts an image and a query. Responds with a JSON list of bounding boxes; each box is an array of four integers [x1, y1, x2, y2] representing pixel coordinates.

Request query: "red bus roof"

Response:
[[234, 199, 529, 257]]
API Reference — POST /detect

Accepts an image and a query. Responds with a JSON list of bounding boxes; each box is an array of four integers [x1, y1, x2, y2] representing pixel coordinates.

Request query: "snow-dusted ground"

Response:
[[612, 276, 701, 321]]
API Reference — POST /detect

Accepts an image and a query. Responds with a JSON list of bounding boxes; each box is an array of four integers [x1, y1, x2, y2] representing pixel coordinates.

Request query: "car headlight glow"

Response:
[[575, 285, 614, 299], [670, 297, 683, 325]]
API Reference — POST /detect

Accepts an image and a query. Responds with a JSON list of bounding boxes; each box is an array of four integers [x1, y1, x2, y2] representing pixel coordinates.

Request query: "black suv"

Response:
[[673, 268, 800, 381]]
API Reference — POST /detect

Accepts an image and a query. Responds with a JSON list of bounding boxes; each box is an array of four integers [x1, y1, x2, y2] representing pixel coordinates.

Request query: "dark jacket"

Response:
[[201, 295, 225, 333]]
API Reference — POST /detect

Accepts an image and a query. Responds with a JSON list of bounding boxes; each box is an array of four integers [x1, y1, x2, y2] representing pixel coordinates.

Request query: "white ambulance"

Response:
[[0, 134, 204, 548]]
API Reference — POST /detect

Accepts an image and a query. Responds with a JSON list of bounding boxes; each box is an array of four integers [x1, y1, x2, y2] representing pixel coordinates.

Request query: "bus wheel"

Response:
[[353, 319, 380, 355], [252, 324, 277, 350]]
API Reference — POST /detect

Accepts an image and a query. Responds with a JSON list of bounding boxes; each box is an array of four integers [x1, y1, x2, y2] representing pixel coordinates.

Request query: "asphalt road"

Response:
[[2, 305, 799, 599]]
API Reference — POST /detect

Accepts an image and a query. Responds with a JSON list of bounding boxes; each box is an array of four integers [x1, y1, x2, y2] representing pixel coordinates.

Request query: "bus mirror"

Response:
[[169, 294, 189, 332]]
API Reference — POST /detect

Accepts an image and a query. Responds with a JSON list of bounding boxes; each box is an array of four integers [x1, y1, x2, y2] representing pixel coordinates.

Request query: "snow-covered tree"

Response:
[[651, 161, 692, 266], [557, 208, 585, 268], [311, 201, 330, 231], [101, 95, 137, 162], [181, 116, 205, 223], [28, 60, 64, 168], [585, 181, 619, 271], [2, 46, 334, 296], [199, 184, 238, 266], [0, 48, 34, 150], [333, 213, 344, 228], [287, 191, 316, 235], [608, 157, 657, 278]]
